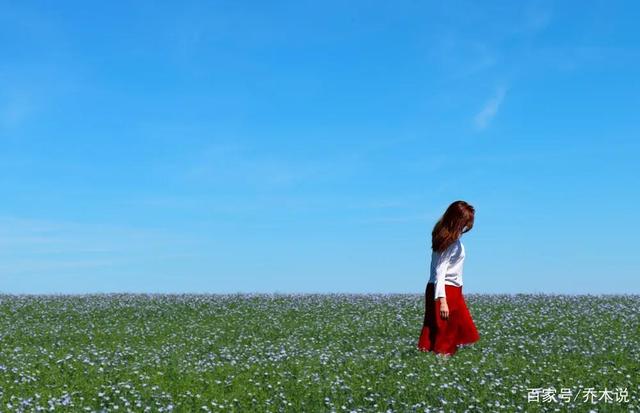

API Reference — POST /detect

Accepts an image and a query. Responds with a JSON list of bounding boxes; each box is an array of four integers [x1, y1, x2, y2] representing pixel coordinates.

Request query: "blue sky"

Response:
[[1, 0, 638, 294]]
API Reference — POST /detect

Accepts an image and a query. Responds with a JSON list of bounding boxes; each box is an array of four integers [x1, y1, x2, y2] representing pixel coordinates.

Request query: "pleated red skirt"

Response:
[[417, 282, 480, 356]]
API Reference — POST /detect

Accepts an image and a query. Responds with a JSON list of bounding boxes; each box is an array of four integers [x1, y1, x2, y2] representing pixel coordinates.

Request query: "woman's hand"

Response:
[[439, 298, 449, 320]]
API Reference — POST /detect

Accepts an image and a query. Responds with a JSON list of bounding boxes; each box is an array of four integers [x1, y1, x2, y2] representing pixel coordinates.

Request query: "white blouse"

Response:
[[428, 238, 465, 300]]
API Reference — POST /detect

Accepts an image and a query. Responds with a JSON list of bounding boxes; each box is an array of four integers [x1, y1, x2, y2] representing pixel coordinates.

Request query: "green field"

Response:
[[0, 293, 638, 412]]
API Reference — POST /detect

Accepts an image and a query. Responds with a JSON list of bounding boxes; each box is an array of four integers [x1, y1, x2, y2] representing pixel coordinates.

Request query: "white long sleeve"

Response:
[[428, 239, 465, 300]]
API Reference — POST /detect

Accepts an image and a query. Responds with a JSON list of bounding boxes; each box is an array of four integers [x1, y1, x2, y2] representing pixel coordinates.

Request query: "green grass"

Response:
[[0, 293, 638, 412]]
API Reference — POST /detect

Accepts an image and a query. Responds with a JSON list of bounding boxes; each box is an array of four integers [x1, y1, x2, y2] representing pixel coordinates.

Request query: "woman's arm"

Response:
[[433, 243, 456, 320], [433, 245, 454, 300]]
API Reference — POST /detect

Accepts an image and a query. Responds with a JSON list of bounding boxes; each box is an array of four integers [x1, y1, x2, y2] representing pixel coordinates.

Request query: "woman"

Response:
[[417, 200, 480, 356]]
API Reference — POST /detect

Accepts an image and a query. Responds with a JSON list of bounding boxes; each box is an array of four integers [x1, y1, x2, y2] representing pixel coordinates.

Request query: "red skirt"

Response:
[[417, 282, 480, 356]]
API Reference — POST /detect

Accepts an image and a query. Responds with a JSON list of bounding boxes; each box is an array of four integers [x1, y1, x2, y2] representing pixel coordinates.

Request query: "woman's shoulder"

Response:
[[444, 239, 461, 254], [432, 238, 462, 255]]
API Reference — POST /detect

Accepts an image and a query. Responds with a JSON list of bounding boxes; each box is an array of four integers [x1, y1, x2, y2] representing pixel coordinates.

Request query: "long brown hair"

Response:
[[431, 200, 475, 253]]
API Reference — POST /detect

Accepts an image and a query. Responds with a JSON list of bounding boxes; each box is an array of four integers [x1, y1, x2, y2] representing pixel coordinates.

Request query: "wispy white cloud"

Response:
[[183, 141, 365, 190], [0, 92, 34, 129], [522, 1, 553, 33], [0, 3, 79, 133], [353, 211, 438, 225], [0, 215, 199, 276], [473, 86, 508, 131]]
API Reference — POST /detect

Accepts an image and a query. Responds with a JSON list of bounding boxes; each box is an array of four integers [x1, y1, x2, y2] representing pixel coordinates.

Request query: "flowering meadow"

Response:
[[0, 293, 638, 412]]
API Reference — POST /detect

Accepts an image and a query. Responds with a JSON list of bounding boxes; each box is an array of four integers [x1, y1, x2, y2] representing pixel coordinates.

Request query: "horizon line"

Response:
[[1, 291, 638, 297]]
